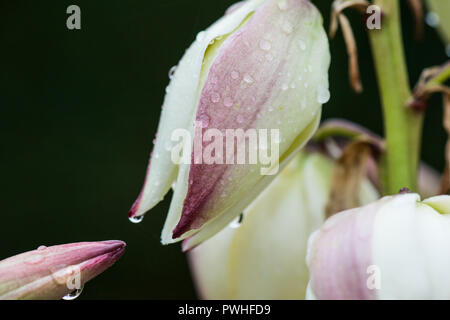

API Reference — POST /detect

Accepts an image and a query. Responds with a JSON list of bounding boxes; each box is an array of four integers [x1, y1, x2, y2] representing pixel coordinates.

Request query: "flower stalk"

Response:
[[368, 0, 422, 194]]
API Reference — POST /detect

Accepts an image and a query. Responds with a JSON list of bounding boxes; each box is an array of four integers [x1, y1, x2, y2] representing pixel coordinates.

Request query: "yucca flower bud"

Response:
[[0, 241, 126, 300], [188, 151, 378, 299], [307, 193, 450, 300], [129, 0, 331, 247]]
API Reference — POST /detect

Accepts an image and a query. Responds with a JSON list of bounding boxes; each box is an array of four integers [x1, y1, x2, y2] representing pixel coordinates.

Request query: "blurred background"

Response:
[[0, 0, 448, 299]]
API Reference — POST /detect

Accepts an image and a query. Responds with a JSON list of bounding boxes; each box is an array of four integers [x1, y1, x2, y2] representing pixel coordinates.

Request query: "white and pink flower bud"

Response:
[[188, 151, 378, 299], [307, 193, 450, 300], [0, 241, 126, 300], [129, 0, 331, 247]]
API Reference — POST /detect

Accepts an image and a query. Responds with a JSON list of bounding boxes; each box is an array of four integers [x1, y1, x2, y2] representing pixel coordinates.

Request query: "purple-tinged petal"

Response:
[[162, 0, 330, 244]]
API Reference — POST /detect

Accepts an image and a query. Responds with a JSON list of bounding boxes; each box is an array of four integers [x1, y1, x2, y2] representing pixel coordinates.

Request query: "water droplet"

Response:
[[168, 66, 177, 79], [278, 0, 288, 11], [209, 39, 215, 45], [259, 39, 272, 51], [196, 31, 206, 42], [199, 114, 210, 128], [265, 53, 274, 61], [317, 85, 330, 104], [231, 71, 240, 80], [229, 214, 244, 229], [426, 12, 440, 27], [63, 286, 84, 301], [282, 22, 293, 34], [37, 245, 47, 251], [129, 215, 144, 224], [224, 97, 234, 107], [243, 74, 254, 84], [299, 40, 306, 51], [236, 115, 245, 124], [210, 92, 220, 103]]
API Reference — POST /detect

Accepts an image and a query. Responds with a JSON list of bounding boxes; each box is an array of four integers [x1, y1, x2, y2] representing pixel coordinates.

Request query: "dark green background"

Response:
[[0, 0, 447, 299]]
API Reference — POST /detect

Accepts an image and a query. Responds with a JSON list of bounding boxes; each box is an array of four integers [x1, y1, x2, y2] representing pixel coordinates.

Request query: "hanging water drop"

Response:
[[426, 12, 440, 27], [229, 214, 244, 229], [129, 215, 144, 224], [62, 286, 84, 301]]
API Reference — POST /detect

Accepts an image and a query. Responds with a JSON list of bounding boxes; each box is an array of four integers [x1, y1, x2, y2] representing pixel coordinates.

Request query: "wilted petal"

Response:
[[0, 241, 125, 300]]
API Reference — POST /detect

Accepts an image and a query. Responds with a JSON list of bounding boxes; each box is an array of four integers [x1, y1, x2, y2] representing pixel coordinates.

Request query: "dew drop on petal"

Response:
[[265, 53, 274, 61], [129, 215, 144, 224], [224, 97, 234, 107], [168, 66, 177, 80], [259, 39, 272, 51], [243, 74, 254, 84], [199, 114, 211, 128], [196, 31, 206, 42], [37, 245, 47, 251], [231, 71, 240, 80], [210, 92, 220, 103], [282, 22, 293, 34], [62, 286, 84, 301], [317, 85, 331, 104]]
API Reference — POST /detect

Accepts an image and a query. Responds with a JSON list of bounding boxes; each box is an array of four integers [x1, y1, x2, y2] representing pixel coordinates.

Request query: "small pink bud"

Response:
[[0, 240, 126, 300]]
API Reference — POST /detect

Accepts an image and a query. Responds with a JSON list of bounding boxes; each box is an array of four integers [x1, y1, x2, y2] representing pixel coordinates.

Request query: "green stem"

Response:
[[368, 0, 423, 194]]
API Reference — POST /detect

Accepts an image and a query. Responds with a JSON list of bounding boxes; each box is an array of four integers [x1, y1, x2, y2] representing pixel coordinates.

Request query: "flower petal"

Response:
[[129, 0, 267, 218], [163, 0, 330, 244]]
